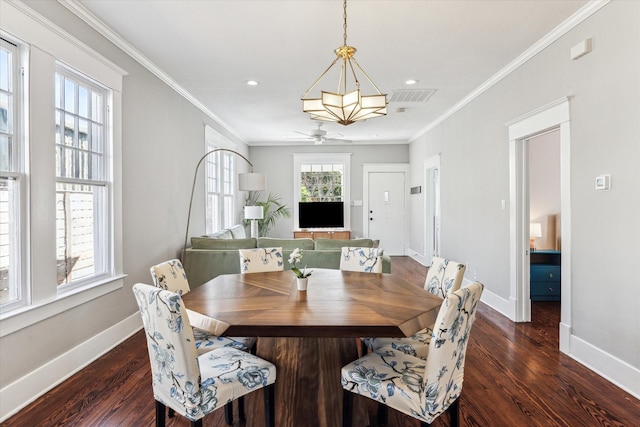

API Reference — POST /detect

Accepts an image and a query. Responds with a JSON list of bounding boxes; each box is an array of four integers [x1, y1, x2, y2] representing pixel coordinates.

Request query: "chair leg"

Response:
[[342, 390, 353, 427], [224, 402, 233, 425], [155, 401, 166, 427], [190, 420, 203, 427], [360, 338, 368, 357], [449, 398, 460, 427], [238, 395, 246, 421], [168, 408, 175, 418], [264, 383, 275, 427], [377, 403, 388, 426]]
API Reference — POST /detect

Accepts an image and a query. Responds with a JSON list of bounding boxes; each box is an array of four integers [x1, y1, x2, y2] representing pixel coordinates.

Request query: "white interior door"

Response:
[[367, 172, 406, 255]]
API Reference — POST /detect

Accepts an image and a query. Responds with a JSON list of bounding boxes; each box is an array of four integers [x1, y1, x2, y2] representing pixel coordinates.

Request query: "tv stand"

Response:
[[294, 230, 350, 240]]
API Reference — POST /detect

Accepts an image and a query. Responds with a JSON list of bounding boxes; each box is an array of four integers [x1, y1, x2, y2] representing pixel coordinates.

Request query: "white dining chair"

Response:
[[239, 247, 284, 273], [339, 247, 384, 273], [342, 282, 484, 427], [133, 283, 276, 427], [361, 256, 466, 358]]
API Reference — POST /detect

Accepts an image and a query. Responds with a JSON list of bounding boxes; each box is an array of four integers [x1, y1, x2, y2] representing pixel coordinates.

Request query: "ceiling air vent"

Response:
[[388, 89, 436, 103]]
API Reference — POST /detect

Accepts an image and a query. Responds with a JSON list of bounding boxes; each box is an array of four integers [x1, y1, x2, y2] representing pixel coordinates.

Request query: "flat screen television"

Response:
[[299, 202, 344, 229]]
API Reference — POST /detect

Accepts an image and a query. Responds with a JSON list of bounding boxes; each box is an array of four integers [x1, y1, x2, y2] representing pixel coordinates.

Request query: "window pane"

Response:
[[0, 92, 10, 134], [64, 78, 76, 114], [56, 182, 106, 285], [79, 118, 89, 150], [0, 135, 9, 172], [64, 113, 75, 146], [91, 92, 102, 123], [0, 177, 18, 306], [78, 86, 89, 118], [55, 73, 62, 109], [0, 48, 9, 91]]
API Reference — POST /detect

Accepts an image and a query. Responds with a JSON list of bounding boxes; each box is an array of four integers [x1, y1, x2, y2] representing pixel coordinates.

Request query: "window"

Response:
[[300, 163, 344, 202], [0, 38, 22, 308], [293, 153, 351, 229], [54, 66, 109, 288], [204, 126, 236, 234], [0, 1, 124, 330]]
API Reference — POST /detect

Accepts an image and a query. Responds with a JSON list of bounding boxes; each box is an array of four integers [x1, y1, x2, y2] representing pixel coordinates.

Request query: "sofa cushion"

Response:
[[203, 229, 233, 239], [314, 238, 376, 250], [229, 224, 247, 239], [257, 237, 315, 251], [191, 237, 257, 250]]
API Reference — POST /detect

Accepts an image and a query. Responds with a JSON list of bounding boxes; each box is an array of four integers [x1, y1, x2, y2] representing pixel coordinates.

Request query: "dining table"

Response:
[[182, 268, 443, 427]]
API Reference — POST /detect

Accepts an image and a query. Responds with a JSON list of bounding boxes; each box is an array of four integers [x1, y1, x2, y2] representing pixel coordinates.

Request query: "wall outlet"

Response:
[[473, 270, 477, 280]]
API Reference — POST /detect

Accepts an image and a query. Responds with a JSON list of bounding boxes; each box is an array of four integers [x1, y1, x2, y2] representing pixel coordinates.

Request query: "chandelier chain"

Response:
[[343, 0, 348, 46]]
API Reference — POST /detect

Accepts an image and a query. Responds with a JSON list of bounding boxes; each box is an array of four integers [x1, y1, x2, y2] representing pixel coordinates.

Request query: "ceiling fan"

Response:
[[292, 122, 352, 145]]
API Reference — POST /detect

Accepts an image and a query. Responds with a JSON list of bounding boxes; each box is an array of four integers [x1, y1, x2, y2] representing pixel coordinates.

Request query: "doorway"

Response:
[[507, 97, 572, 353], [363, 164, 409, 255], [424, 155, 441, 263]]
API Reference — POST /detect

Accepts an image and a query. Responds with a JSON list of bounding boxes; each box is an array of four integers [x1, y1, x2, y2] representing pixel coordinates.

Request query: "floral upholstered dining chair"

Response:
[[150, 259, 258, 424], [132, 283, 277, 427], [342, 282, 484, 427], [339, 247, 384, 273], [239, 247, 284, 273], [150, 259, 256, 354], [362, 256, 466, 358]]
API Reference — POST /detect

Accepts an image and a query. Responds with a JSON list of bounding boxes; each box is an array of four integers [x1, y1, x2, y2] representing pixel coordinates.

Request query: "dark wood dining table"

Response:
[[182, 268, 443, 427]]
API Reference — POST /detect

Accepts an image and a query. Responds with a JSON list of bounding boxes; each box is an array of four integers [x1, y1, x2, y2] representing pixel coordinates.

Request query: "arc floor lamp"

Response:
[[182, 148, 266, 261]]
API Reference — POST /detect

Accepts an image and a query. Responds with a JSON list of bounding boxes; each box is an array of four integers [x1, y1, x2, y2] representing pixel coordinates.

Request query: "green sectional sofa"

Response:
[[182, 234, 391, 288]]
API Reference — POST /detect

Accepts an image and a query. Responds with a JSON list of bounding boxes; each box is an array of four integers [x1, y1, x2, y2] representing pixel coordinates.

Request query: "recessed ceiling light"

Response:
[[405, 79, 418, 85], [246, 80, 259, 86]]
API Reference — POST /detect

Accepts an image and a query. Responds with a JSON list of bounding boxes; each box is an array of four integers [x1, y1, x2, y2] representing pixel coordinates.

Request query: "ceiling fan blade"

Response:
[[293, 131, 313, 138]]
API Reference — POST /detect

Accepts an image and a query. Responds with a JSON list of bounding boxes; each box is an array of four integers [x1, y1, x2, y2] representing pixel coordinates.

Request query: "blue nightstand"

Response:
[[530, 250, 561, 301]]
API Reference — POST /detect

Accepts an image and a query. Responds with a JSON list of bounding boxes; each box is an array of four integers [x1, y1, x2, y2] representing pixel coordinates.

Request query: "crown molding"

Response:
[[410, 0, 611, 142], [56, 0, 246, 144], [3, 0, 127, 78]]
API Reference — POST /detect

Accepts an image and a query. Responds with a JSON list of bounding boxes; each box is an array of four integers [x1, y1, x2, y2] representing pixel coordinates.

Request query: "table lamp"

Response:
[[244, 205, 264, 238], [530, 222, 542, 251]]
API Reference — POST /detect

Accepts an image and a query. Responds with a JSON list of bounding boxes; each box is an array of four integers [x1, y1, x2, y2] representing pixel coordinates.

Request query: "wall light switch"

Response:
[[352, 200, 363, 206], [595, 174, 610, 190]]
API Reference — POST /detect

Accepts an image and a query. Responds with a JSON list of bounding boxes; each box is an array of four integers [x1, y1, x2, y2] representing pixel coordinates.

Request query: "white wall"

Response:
[[409, 0, 639, 394]]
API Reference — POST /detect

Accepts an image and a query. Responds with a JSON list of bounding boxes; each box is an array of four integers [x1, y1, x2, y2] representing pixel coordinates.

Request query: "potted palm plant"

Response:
[[243, 192, 291, 237]]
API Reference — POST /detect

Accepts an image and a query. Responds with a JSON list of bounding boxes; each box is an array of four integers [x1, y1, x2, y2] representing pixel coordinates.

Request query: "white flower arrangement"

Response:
[[288, 248, 312, 278]]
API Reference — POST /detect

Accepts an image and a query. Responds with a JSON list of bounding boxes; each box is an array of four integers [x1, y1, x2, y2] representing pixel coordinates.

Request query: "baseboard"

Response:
[[0, 312, 143, 422], [407, 248, 427, 266], [567, 333, 640, 400], [462, 277, 515, 320]]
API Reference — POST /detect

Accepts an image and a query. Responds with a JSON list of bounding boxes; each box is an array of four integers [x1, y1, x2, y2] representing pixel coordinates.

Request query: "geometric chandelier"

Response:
[[301, 0, 387, 126]]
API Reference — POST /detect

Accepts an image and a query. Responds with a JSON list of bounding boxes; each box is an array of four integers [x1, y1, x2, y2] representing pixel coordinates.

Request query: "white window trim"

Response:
[[292, 153, 351, 231], [0, 1, 127, 334]]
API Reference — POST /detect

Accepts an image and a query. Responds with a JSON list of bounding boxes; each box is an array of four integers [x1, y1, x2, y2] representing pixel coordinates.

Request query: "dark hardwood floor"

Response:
[[3, 257, 638, 426]]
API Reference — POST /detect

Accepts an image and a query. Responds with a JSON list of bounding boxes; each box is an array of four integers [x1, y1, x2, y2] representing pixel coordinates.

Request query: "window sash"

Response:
[[54, 66, 110, 292], [0, 38, 23, 310], [205, 147, 236, 234]]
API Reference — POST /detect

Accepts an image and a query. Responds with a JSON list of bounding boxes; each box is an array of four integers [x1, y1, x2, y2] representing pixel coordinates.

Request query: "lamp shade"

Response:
[[530, 222, 542, 238], [238, 172, 266, 191], [244, 205, 264, 220]]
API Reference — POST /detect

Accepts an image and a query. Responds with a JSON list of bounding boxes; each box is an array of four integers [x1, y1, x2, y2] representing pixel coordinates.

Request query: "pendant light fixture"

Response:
[[301, 0, 387, 126]]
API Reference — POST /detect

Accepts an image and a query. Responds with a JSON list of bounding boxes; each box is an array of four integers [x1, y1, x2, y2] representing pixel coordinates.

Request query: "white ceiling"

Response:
[[74, 0, 589, 146]]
